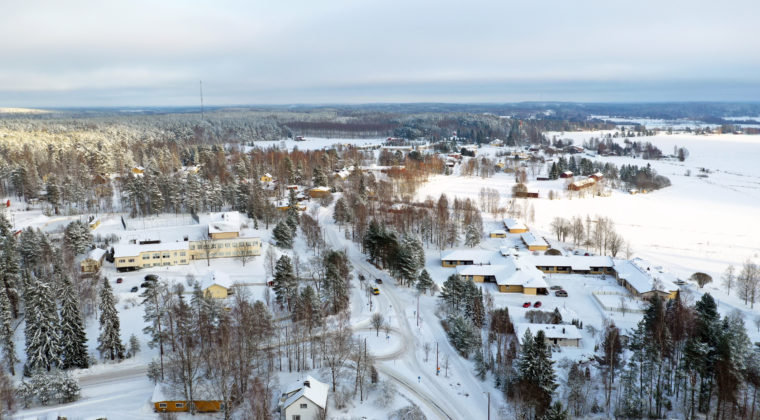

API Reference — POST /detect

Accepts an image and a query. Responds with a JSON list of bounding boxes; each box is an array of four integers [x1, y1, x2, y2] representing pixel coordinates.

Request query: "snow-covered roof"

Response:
[[521, 232, 548, 248], [207, 212, 241, 235], [86, 248, 107, 261], [530, 255, 614, 271], [114, 242, 189, 258], [614, 258, 679, 295], [281, 375, 328, 410], [457, 263, 514, 278], [441, 250, 497, 265], [199, 270, 233, 291], [562, 170, 574, 175], [310, 186, 330, 192], [570, 178, 596, 188], [457, 257, 547, 288], [263, 173, 272, 178], [515, 323, 582, 342], [503, 218, 527, 231], [490, 229, 507, 235], [151, 383, 219, 402]]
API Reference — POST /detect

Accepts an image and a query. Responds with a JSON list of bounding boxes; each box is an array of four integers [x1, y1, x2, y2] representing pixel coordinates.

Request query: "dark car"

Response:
[[140, 282, 150, 288], [375, 278, 383, 284], [555, 290, 568, 297], [549, 285, 562, 290], [116, 277, 123, 284], [130, 286, 139, 293], [522, 302, 531, 308], [145, 274, 158, 282], [533, 301, 542, 308]]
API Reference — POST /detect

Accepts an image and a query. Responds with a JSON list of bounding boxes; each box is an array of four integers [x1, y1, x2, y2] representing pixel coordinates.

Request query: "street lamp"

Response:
[[483, 391, 490, 420]]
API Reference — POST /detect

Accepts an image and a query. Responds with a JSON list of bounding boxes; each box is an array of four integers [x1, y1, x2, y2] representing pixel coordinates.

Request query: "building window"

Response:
[[180, 259, 186, 263], [175, 402, 184, 408], [162, 254, 170, 258], [118, 259, 125, 263], [163, 262, 170, 266], [153, 254, 160, 259], [225, 243, 230, 248], [180, 251, 186, 256], [300, 403, 308, 409], [190, 245, 195, 250], [158, 403, 167, 408], [143, 264, 150, 268], [292, 416, 301, 420], [128, 259, 135, 263]]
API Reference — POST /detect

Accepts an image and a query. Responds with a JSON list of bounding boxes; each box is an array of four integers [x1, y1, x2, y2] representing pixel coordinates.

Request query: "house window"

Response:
[[175, 402, 184, 408], [163, 262, 170, 266], [300, 403, 308, 409], [162, 254, 170, 258], [190, 245, 195, 250], [180, 252, 186, 256], [143, 264, 150, 268], [292, 416, 301, 420], [128, 259, 135, 263], [118, 259, 125, 263], [225, 243, 230, 248], [180, 259, 186, 263], [158, 403, 167, 408]]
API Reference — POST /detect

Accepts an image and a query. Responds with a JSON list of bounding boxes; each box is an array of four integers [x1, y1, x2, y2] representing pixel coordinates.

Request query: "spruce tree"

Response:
[[24, 273, 61, 372], [0, 289, 18, 375], [273, 221, 293, 249], [59, 275, 89, 369], [464, 223, 481, 247], [97, 278, 125, 361], [272, 255, 298, 311], [286, 189, 300, 233], [416, 269, 435, 295], [1, 239, 20, 318]]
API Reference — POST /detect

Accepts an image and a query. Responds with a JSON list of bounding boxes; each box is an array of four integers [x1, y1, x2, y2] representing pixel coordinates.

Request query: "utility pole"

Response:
[[484, 391, 490, 420], [416, 293, 420, 327], [199, 80, 204, 120], [436, 342, 439, 376]]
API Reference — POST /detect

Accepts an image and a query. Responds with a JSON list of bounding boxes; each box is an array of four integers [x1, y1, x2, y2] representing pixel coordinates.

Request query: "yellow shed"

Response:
[[152, 383, 222, 413], [260, 173, 273, 182], [200, 271, 233, 299], [489, 230, 507, 238]]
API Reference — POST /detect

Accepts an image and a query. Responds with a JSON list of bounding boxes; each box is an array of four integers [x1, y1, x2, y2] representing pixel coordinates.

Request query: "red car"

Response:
[[116, 278, 123, 284], [522, 302, 531, 308], [533, 301, 542, 308]]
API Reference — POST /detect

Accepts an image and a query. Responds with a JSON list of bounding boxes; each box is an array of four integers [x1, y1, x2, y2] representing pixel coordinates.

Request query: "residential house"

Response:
[[516, 323, 581, 347], [614, 258, 679, 300], [308, 187, 331, 199], [440, 250, 497, 267], [502, 218, 529, 234], [79, 248, 107, 274], [531, 255, 615, 275], [279, 376, 328, 420], [568, 178, 596, 191], [457, 256, 547, 294], [521, 232, 549, 251], [560, 170, 574, 178], [199, 270, 233, 299], [260, 173, 273, 182], [489, 229, 507, 238]]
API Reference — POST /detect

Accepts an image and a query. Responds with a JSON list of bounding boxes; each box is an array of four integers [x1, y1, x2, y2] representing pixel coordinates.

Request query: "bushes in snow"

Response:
[[17, 370, 80, 407]]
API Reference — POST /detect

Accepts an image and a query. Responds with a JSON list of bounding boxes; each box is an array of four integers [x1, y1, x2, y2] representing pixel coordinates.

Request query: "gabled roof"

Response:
[[614, 258, 678, 294], [281, 375, 328, 410], [151, 383, 219, 403], [208, 212, 241, 235], [515, 323, 582, 341], [86, 248, 107, 261], [530, 255, 614, 270], [199, 270, 233, 291], [521, 232, 548, 248], [503, 218, 528, 231], [440, 250, 498, 265]]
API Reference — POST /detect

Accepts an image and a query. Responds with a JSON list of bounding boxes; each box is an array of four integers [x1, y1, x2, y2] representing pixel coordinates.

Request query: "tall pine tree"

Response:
[[24, 273, 61, 373], [97, 278, 125, 361], [59, 275, 89, 369], [0, 289, 18, 375]]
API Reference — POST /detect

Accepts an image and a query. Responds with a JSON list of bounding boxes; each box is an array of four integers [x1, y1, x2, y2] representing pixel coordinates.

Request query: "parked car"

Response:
[[358, 274, 366, 281], [533, 301, 542, 308], [372, 288, 380, 295], [140, 282, 150, 288], [116, 278, 123, 284], [522, 302, 531, 308], [549, 285, 562, 290], [267, 280, 275, 287], [555, 290, 568, 297], [375, 278, 383, 284], [145, 274, 158, 282], [130, 286, 139, 293], [676, 279, 686, 285]]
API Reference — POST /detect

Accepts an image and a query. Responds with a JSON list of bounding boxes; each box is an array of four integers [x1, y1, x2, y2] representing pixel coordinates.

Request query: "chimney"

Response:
[[303, 380, 310, 388]]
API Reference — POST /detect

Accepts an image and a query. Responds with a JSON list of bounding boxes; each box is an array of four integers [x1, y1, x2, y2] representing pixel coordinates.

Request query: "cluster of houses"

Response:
[[443, 217, 679, 302]]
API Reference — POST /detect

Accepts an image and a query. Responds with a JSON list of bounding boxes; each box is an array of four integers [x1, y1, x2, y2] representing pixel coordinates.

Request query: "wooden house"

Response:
[[521, 232, 549, 251], [516, 323, 581, 347], [489, 229, 507, 238], [502, 218, 529, 234], [560, 170, 574, 178], [308, 187, 331, 199], [279, 376, 328, 420], [568, 178, 596, 191], [260, 173, 273, 182], [152, 383, 221, 413], [200, 270, 233, 299], [440, 250, 496, 267], [79, 248, 107, 274]]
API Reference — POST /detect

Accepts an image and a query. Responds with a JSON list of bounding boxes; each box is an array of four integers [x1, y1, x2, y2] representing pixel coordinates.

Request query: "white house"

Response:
[[279, 375, 328, 420], [515, 323, 582, 347]]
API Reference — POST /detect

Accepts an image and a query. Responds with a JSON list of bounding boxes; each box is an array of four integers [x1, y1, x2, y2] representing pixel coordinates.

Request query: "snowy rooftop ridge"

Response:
[[530, 255, 614, 271], [502, 218, 527, 231], [207, 211, 241, 235], [521, 232, 548, 247], [151, 382, 219, 402], [613, 258, 679, 295], [281, 375, 328, 410], [114, 241, 189, 258], [199, 270, 233, 290], [440, 249, 498, 265], [515, 323, 582, 341]]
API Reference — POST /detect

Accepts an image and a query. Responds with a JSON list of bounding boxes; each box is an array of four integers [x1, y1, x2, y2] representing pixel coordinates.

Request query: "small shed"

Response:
[[308, 187, 331, 199], [79, 248, 107, 274], [489, 229, 507, 238], [200, 270, 233, 299], [560, 170, 574, 178], [260, 173, 273, 182]]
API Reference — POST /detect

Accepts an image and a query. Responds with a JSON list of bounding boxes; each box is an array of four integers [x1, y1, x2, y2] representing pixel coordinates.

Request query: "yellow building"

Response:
[[503, 218, 529, 234], [614, 259, 679, 301], [152, 383, 221, 413], [200, 270, 233, 299], [521, 232, 549, 251], [441, 250, 495, 267], [532, 255, 615, 275], [131, 166, 145, 175], [79, 248, 107, 274], [88, 218, 101, 231], [457, 259, 548, 295], [114, 243, 190, 271], [489, 230, 507, 238], [309, 187, 331, 198], [260, 173, 273, 182]]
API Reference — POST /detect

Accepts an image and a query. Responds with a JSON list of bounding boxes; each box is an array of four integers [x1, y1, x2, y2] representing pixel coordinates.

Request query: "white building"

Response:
[[279, 375, 328, 420], [515, 323, 582, 347]]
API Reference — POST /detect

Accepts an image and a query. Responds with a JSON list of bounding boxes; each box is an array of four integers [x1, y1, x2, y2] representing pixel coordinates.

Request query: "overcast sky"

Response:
[[2, 0, 759, 107]]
